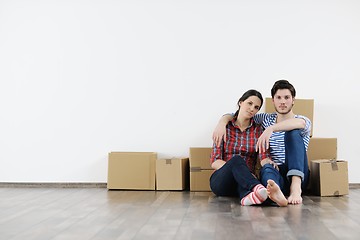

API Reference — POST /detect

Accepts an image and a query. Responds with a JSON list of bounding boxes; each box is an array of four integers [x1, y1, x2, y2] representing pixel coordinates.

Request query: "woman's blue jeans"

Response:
[[260, 129, 310, 195], [210, 155, 261, 199]]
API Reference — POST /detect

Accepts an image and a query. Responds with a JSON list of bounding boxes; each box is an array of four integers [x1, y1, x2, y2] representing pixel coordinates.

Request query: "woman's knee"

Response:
[[227, 155, 246, 166]]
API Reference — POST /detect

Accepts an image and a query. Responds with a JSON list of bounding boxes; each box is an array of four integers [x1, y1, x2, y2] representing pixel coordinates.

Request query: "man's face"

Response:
[[272, 89, 294, 114]]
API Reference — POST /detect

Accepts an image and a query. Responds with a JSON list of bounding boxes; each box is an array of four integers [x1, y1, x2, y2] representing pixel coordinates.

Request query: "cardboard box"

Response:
[[189, 147, 212, 170], [265, 98, 314, 136], [310, 159, 348, 196], [306, 138, 337, 192], [307, 138, 337, 161], [190, 168, 213, 191], [107, 152, 157, 190], [156, 158, 189, 190]]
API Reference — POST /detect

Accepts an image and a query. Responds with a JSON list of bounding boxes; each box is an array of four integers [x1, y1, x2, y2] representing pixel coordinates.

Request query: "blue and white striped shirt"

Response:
[[253, 113, 311, 165]]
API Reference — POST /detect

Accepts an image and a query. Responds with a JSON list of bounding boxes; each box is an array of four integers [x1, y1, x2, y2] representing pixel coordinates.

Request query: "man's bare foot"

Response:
[[267, 180, 288, 207], [288, 176, 302, 205]]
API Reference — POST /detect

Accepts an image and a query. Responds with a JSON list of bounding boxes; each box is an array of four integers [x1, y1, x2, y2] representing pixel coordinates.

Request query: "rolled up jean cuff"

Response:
[[287, 169, 304, 182]]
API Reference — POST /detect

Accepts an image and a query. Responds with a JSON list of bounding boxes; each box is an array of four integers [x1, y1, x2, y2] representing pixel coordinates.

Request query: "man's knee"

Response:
[[285, 129, 302, 139]]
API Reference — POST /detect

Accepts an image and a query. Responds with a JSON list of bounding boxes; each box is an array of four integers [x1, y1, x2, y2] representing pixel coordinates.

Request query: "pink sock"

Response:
[[241, 184, 268, 206]]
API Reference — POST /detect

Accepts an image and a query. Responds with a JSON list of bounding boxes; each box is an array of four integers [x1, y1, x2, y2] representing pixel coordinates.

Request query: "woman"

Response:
[[210, 89, 273, 206]]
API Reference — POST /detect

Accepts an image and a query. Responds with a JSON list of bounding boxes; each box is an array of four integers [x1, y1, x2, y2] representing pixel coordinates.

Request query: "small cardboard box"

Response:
[[307, 138, 337, 161], [189, 147, 213, 170], [265, 98, 314, 136], [190, 168, 213, 191], [306, 138, 337, 193], [156, 158, 189, 190], [107, 152, 157, 190], [310, 159, 349, 196]]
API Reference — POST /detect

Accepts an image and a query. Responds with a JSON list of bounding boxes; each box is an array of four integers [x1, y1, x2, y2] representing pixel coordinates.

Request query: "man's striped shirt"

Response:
[[253, 113, 311, 165]]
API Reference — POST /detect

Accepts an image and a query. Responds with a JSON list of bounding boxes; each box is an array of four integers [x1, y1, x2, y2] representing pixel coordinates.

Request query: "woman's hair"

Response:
[[271, 79, 296, 98], [233, 89, 263, 120]]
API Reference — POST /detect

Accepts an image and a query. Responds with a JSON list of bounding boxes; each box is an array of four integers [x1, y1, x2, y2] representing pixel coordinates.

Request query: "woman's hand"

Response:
[[260, 158, 279, 171], [211, 160, 226, 170]]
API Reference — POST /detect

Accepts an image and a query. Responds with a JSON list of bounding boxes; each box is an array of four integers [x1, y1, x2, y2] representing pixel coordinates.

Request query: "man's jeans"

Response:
[[260, 129, 310, 195]]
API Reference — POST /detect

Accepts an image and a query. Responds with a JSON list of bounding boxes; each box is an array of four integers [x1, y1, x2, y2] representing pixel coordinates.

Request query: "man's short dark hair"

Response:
[[271, 80, 296, 98]]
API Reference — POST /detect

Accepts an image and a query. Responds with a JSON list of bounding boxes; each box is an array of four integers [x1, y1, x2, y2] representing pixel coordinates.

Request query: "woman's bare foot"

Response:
[[288, 176, 302, 205], [267, 180, 288, 207]]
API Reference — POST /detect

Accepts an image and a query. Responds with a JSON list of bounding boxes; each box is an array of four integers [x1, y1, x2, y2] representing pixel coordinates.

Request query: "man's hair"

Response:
[[271, 80, 296, 98]]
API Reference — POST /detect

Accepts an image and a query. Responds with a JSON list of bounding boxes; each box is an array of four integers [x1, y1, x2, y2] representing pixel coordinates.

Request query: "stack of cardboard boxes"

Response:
[[189, 147, 213, 191], [107, 98, 349, 196], [307, 138, 348, 196]]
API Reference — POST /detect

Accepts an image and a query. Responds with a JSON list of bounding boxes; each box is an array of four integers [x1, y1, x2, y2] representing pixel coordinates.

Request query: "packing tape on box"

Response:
[[165, 159, 172, 164], [190, 167, 201, 172], [330, 159, 338, 171]]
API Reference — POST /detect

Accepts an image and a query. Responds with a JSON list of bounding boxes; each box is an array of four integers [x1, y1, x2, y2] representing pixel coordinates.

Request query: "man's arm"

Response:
[[256, 118, 306, 153], [212, 114, 232, 147], [272, 118, 306, 131]]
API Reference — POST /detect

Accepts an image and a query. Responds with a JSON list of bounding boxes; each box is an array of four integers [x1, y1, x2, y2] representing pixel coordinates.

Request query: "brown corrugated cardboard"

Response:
[[265, 98, 314, 136], [189, 147, 212, 170], [306, 138, 337, 193], [107, 152, 157, 190], [156, 158, 189, 190], [307, 138, 337, 160], [190, 168, 213, 191], [310, 159, 348, 196]]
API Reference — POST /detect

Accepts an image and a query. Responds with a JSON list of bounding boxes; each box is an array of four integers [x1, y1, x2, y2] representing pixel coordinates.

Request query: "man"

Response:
[[212, 80, 311, 206]]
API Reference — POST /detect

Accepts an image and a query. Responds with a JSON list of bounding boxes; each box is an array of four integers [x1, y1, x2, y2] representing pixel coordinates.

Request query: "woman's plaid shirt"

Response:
[[210, 118, 271, 174]]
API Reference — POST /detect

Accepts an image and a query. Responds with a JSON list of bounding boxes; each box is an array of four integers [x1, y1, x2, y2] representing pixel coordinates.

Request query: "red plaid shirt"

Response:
[[210, 118, 270, 174]]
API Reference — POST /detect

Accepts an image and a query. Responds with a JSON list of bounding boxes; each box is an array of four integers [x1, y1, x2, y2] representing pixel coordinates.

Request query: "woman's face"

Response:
[[239, 96, 262, 119]]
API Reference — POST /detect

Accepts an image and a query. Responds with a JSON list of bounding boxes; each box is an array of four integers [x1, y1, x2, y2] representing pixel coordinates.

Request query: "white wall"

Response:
[[0, 0, 359, 183]]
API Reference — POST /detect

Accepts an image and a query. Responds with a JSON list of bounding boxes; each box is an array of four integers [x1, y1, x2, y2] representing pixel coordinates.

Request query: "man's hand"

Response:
[[212, 114, 232, 147], [256, 127, 274, 153], [212, 123, 227, 147]]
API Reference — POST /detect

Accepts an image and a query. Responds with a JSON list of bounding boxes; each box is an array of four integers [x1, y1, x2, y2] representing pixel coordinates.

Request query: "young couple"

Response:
[[210, 80, 311, 207]]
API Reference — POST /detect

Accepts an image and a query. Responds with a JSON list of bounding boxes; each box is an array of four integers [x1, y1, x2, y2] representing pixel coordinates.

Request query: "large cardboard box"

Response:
[[190, 168, 213, 192], [189, 147, 212, 169], [307, 138, 337, 161], [108, 152, 157, 190], [156, 158, 189, 190], [265, 98, 314, 136], [310, 159, 349, 196]]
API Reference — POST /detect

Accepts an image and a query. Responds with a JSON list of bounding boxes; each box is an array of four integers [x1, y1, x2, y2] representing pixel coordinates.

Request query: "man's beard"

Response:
[[275, 106, 292, 115]]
